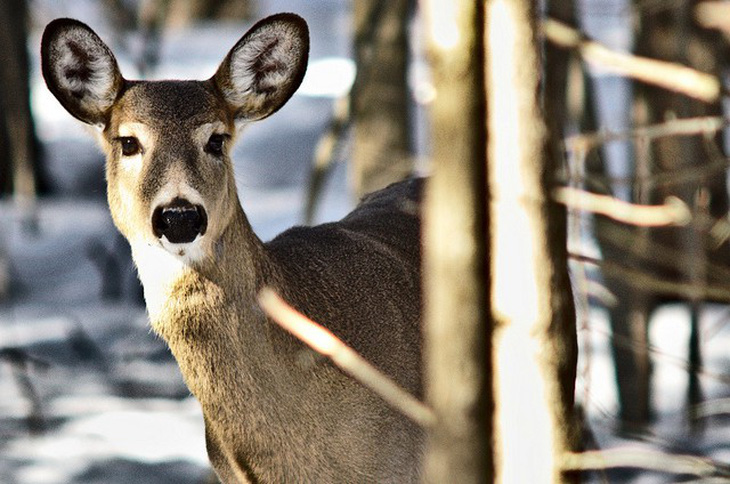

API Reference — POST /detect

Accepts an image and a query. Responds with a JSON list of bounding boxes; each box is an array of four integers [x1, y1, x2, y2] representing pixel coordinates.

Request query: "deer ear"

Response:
[[212, 13, 309, 122], [41, 18, 124, 126]]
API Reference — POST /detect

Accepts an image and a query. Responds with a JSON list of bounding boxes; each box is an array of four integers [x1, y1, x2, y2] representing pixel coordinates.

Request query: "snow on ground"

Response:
[[576, 303, 730, 483]]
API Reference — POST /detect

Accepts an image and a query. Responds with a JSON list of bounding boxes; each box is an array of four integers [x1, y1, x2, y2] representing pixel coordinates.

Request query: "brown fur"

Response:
[[42, 14, 424, 483]]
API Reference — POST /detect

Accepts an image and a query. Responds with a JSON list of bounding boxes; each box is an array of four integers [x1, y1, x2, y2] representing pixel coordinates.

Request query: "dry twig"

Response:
[[542, 18, 723, 103], [258, 287, 435, 428], [554, 187, 691, 227], [693, 398, 730, 418], [564, 115, 728, 154], [569, 252, 730, 303], [695, 2, 730, 35], [562, 449, 730, 478]]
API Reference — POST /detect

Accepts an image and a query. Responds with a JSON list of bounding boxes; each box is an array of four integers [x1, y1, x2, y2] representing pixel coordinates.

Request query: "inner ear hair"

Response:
[[213, 13, 309, 121], [41, 18, 124, 126]]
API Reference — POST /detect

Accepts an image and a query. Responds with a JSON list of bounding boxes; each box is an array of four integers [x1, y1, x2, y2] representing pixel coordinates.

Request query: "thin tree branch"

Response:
[[542, 18, 723, 103], [555, 187, 690, 226], [576, 157, 730, 195], [561, 449, 730, 478], [257, 287, 436, 428], [563, 119, 730, 195], [603, 221, 730, 280], [694, 397, 730, 418], [569, 252, 730, 303], [695, 2, 730, 35], [583, 324, 730, 386], [564, 115, 729, 154]]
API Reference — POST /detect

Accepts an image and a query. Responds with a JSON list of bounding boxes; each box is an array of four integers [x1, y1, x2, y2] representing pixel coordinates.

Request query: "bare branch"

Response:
[[583, 324, 730, 386], [695, 2, 730, 35], [542, 18, 723, 103], [693, 398, 730, 419], [561, 449, 730, 478], [599, 221, 730, 280], [555, 187, 690, 227], [564, 115, 728, 154], [257, 287, 436, 428], [569, 252, 730, 303], [305, 94, 350, 224]]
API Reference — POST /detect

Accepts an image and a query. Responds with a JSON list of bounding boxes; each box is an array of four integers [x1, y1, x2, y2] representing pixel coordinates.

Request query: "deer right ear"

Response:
[[212, 13, 309, 122], [41, 18, 124, 126]]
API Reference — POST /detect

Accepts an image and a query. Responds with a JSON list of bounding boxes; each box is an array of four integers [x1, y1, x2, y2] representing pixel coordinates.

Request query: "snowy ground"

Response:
[[2, 0, 730, 483], [575, 302, 730, 483]]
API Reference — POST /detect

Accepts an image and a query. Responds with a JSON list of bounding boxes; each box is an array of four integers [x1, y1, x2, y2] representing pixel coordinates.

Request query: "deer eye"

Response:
[[117, 137, 141, 156], [205, 134, 226, 157]]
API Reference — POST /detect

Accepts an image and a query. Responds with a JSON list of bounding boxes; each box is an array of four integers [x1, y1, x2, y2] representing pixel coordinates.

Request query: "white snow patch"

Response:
[[7, 397, 207, 483], [298, 57, 355, 98]]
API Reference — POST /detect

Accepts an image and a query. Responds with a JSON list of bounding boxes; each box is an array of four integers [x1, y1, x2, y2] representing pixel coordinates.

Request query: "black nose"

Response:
[[152, 198, 208, 244]]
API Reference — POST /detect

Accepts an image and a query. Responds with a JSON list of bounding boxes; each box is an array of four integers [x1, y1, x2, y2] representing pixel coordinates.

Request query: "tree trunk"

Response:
[[544, 0, 581, 433], [0, 0, 41, 211], [544, 0, 577, 134], [486, 0, 579, 481], [166, 0, 251, 27], [350, 0, 413, 198], [421, 1, 491, 482]]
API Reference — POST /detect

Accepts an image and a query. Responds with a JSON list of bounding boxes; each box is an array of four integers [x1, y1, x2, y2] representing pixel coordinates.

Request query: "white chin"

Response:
[[159, 235, 207, 264]]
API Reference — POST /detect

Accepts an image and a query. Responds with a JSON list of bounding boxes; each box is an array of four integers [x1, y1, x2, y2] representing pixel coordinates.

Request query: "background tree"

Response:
[[350, 0, 414, 198], [422, 0, 579, 481], [0, 0, 45, 299], [421, 0, 491, 481], [164, 0, 251, 27], [0, 0, 43, 213], [304, 0, 415, 221], [484, 0, 579, 481], [592, 0, 730, 426]]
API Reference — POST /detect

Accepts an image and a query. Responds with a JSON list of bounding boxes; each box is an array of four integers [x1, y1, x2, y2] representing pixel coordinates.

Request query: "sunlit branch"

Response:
[[569, 252, 730, 303], [555, 187, 690, 227], [562, 449, 730, 478], [257, 287, 436, 428], [564, 115, 728, 154], [543, 18, 723, 103], [694, 398, 730, 418], [695, 2, 730, 35]]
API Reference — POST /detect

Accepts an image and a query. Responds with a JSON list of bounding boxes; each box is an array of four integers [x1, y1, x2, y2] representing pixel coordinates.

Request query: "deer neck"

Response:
[[132, 203, 292, 405], [135, 203, 328, 482]]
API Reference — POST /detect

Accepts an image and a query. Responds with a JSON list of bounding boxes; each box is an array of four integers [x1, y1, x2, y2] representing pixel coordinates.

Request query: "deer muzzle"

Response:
[[152, 198, 208, 244]]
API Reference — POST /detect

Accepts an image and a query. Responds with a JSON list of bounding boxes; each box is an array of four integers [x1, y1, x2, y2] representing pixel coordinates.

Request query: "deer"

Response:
[[41, 13, 424, 483]]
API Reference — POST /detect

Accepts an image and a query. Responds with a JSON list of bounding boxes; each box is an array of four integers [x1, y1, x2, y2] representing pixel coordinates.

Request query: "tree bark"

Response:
[[421, 1, 491, 482], [350, 0, 413, 198], [165, 0, 251, 27], [0, 0, 40, 209], [486, 0, 578, 482]]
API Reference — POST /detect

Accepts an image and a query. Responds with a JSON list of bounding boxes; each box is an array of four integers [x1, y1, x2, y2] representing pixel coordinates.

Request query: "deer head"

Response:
[[41, 14, 309, 265]]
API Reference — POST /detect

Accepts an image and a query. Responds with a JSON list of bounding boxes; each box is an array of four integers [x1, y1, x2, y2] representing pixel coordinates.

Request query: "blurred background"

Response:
[[2, 0, 730, 482]]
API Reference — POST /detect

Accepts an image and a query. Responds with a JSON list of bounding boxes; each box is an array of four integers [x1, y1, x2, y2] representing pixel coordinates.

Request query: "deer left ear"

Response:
[[41, 18, 124, 127], [212, 13, 309, 122]]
